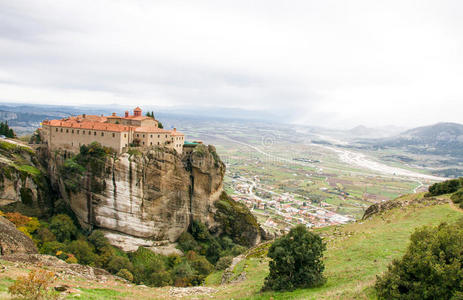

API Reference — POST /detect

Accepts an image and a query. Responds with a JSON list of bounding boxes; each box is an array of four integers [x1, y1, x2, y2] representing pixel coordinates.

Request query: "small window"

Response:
[[143, 134, 145, 138], [89, 131, 91, 135], [55, 128, 58, 132], [158, 142, 160, 145], [136, 134, 139, 137], [150, 135, 153, 138], [124, 134, 127, 138], [101, 132, 104, 136], [72, 130, 74, 133], [66, 129, 69, 133], [82, 130, 85, 134], [94, 131, 96, 136], [158, 135, 160, 138], [150, 142, 152, 145], [142, 142, 145, 145], [165, 135, 167, 138], [112, 133, 115, 138], [60, 128, 63, 132]]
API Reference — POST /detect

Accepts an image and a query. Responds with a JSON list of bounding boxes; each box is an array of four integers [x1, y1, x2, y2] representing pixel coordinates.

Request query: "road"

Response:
[[321, 146, 446, 181]]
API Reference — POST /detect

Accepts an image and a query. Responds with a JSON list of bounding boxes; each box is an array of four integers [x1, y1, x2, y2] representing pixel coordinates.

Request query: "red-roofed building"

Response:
[[39, 107, 184, 154]]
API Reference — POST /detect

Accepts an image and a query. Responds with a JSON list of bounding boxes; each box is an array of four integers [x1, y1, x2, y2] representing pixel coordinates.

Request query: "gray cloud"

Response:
[[0, 0, 462, 128]]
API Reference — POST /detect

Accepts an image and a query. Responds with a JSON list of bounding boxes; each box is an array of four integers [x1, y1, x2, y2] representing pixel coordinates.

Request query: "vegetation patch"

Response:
[[376, 219, 463, 299], [60, 142, 111, 193], [214, 191, 260, 247], [426, 177, 463, 209]]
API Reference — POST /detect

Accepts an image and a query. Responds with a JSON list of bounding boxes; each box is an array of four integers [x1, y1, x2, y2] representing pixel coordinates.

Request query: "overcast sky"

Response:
[[0, 1, 462, 128]]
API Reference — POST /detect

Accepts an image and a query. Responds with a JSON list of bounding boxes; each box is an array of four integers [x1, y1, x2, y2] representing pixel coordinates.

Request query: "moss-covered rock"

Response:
[[214, 191, 261, 247]]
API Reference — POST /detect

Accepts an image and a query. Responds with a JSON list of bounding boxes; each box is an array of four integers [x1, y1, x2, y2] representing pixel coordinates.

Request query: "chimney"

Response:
[[125, 111, 129, 118], [112, 112, 116, 116], [82, 114, 86, 118], [173, 128, 176, 131]]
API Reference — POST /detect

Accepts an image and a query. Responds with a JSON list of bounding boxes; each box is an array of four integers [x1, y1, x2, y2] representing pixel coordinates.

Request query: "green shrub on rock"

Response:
[[66, 240, 97, 265], [214, 191, 260, 247], [215, 256, 233, 270], [116, 269, 134, 282], [107, 256, 133, 274], [49, 214, 77, 242], [40, 241, 66, 256], [263, 225, 326, 291], [376, 220, 463, 299]]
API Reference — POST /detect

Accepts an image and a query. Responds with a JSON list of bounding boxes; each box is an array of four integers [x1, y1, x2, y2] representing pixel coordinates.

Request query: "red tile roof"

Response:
[[44, 120, 131, 132], [42, 111, 184, 136]]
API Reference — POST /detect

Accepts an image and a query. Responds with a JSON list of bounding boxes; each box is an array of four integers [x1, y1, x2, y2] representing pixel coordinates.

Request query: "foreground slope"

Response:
[[1, 193, 461, 299]]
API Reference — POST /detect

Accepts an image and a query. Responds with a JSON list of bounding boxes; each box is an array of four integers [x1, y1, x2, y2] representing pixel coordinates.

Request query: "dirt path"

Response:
[[449, 201, 463, 213]]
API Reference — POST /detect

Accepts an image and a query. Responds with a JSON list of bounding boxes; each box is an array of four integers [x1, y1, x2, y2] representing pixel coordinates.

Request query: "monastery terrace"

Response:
[[39, 107, 185, 154]]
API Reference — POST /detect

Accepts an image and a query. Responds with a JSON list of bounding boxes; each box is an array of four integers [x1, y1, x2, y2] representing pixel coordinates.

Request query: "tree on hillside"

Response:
[[145, 111, 155, 119], [0, 121, 15, 138], [263, 225, 326, 291], [376, 220, 463, 299], [158, 122, 164, 129]]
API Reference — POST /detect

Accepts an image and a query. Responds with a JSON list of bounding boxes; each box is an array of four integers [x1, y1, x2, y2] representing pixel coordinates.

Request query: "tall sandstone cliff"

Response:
[[40, 143, 263, 253], [0, 139, 264, 254]]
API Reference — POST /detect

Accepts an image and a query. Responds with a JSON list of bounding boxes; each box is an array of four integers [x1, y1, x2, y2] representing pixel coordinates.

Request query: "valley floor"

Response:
[[0, 194, 461, 300]]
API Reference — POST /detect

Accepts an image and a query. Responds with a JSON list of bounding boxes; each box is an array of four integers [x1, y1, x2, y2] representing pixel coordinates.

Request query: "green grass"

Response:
[[67, 288, 130, 300], [205, 197, 462, 299], [14, 164, 41, 177], [205, 270, 224, 285]]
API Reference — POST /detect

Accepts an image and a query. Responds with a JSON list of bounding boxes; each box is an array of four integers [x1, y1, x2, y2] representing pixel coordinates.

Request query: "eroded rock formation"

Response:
[[45, 144, 261, 252], [0, 216, 38, 255]]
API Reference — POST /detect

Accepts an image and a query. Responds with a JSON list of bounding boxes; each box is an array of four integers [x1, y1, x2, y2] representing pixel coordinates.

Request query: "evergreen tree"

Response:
[[263, 225, 326, 291], [0, 121, 15, 138], [376, 220, 463, 299]]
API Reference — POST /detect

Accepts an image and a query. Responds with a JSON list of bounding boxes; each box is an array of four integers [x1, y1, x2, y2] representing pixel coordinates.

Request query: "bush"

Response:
[[88, 230, 110, 251], [188, 254, 214, 276], [263, 225, 326, 291], [36, 227, 56, 244], [49, 214, 77, 242], [65, 254, 78, 264], [230, 245, 246, 256], [150, 270, 173, 286], [40, 241, 66, 256], [451, 189, 463, 209], [4, 212, 30, 227], [107, 256, 133, 274], [8, 269, 58, 300], [66, 240, 97, 265], [177, 232, 200, 253], [427, 178, 463, 196], [375, 221, 463, 299], [172, 262, 194, 287], [215, 256, 233, 270], [116, 269, 134, 282]]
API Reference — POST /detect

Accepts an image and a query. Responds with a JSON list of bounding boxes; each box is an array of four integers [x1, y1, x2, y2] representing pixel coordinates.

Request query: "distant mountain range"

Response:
[[379, 122, 463, 151]]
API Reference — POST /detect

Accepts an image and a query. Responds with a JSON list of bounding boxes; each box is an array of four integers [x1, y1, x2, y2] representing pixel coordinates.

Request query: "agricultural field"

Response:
[[174, 118, 440, 232]]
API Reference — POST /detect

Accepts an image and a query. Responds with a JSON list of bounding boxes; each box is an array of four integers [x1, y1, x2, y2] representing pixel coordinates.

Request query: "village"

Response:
[[227, 173, 353, 234]]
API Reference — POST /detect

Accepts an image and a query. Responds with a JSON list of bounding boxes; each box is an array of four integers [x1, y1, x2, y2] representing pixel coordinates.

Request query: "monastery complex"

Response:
[[39, 107, 185, 154]]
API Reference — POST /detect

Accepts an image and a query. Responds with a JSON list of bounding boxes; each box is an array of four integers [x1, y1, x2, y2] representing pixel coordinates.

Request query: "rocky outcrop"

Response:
[[0, 216, 38, 255], [44, 143, 262, 251], [362, 196, 448, 220], [0, 141, 52, 216]]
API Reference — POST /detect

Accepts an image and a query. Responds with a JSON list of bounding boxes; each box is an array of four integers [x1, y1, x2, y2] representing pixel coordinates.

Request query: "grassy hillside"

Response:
[[206, 193, 462, 299], [0, 193, 461, 299]]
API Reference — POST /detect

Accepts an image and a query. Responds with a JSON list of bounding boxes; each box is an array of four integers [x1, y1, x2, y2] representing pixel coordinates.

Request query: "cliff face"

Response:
[[45, 144, 259, 252], [0, 216, 38, 255], [0, 141, 52, 216], [0, 139, 263, 253]]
